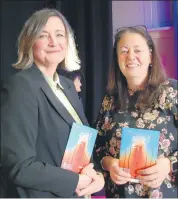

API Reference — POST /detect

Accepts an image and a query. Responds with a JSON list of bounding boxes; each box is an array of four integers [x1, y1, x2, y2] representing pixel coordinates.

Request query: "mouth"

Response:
[[126, 64, 139, 68], [47, 50, 62, 53]]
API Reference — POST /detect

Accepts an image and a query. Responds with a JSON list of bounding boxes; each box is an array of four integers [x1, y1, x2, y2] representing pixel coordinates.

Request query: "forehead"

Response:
[[43, 16, 65, 32], [118, 32, 148, 48]]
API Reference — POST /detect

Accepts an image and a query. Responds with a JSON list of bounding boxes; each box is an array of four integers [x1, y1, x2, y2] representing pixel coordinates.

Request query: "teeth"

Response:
[[127, 64, 138, 67]]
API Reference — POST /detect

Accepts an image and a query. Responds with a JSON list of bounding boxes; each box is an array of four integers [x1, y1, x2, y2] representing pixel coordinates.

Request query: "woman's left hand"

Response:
[[137, 157, 171, 188]]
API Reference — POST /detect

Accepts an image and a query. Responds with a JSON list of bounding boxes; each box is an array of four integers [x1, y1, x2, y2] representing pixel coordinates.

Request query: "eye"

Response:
[[39, 34, 48, 39], [135, 49, 142, 53], [56, 33, 65, 37], [120, 49, 128, 54]]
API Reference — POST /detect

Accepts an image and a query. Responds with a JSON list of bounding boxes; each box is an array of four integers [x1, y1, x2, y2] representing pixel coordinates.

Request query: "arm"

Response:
[[138, 79, 178, 187], [165, 79, 178, 182], [1, 76, 79, 197], [168, 80, 178, 182]]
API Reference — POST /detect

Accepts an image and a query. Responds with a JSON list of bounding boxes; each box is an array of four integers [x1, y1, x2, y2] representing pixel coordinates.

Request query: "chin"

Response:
[[47, 59, 64, 65], [126, 74, 139, 79]]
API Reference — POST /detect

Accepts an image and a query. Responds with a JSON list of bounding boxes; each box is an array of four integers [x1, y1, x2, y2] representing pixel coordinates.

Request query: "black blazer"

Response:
[[1, 65, 88, 198]]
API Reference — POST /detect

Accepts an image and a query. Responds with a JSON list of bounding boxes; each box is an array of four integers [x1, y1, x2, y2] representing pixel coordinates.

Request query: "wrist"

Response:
[[101, 156, 119, 171], [109, 158, 119, 171], [77, 174, 87, 189], [77, 174, 82, 190]]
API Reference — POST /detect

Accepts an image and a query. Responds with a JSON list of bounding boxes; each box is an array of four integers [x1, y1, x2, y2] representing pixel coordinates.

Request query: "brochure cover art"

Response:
[[119, 127, 160, 180], [61, 122, 98, 173]]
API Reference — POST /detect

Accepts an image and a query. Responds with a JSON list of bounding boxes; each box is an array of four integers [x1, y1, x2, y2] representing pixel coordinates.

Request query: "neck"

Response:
[[127, 77, 147, 91], [35, 62, 57, 79]]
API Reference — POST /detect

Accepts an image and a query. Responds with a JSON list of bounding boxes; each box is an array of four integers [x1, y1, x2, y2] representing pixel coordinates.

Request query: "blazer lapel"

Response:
[[41, 84, 75, 126], [30, 65, 88, 126], [59, 76, 88, 125]]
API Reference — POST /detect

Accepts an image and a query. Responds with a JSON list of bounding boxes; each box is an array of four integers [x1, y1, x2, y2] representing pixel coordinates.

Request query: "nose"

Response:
[[48, 35, 57, 46], [127, 49, 136, 60]]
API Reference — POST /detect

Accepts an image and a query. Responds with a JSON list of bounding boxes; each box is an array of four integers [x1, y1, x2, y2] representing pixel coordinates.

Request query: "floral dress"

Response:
[[94, 79, 178, 198]]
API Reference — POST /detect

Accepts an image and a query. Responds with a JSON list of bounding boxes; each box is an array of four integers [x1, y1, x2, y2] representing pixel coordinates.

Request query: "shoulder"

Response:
[[1, 68, 38, 100], [3, 70, 30, 88], [3, 66, 46, 91], [168, 78, 177, 87], [1, 69, 38, 108], [157, 78, 177, 112], [161, 78, 177, 90], [5, 66, 38, 83], [159, 78, 177, 98]]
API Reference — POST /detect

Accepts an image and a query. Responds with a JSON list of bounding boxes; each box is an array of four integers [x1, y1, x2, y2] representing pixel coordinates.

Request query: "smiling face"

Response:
[[32, 16, 67, 68], [117, 32, 152, 82]]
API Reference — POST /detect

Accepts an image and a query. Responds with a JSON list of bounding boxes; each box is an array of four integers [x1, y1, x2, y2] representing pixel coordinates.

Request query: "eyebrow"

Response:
[[119, 45, 141, 48], [41, 30, 65, 33], [133, 45, 141, 48]]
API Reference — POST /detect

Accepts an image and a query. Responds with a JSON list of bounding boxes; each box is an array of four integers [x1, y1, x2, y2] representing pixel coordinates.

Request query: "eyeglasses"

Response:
[[116, 25, 147, 33]]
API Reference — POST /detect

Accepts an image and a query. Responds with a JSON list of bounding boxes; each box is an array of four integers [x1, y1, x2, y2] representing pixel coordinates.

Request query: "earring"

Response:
[[149, 64, 152, 67]]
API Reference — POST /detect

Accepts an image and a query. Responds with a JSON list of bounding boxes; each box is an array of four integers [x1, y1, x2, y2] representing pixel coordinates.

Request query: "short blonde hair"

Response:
[[13, 8, 81, 71]]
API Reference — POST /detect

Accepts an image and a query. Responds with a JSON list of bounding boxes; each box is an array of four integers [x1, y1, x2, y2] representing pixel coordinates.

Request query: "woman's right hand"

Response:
[[76, 173, 92, 190], [76, 163, 93, 191], [109, 158, 132, 185]]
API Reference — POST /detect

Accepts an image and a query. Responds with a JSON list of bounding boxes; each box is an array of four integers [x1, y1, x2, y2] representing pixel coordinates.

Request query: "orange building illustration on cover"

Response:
[[61, 123, 97, 173], [70, 134, 90, 173], [119, 128, 160, 179]]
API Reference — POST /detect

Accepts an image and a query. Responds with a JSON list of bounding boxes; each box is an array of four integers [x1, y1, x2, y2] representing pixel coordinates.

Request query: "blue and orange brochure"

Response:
[[119, 127, 160, 182], [61, 122, 98, 173]]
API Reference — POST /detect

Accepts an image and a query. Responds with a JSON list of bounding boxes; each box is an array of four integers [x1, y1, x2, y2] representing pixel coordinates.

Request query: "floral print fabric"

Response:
[[94, 79, 178, 198]]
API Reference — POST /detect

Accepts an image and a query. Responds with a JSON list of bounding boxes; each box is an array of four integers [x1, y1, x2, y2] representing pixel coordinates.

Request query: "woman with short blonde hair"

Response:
[[13, 8, 81, 71], [1, 8, 104, 198]]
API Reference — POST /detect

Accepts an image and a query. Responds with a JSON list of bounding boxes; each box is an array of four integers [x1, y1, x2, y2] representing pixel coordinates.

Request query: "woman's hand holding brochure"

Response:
[[76, 163, 105, 197], [137, 157, 171, 188], [109, 158, 133, 185]]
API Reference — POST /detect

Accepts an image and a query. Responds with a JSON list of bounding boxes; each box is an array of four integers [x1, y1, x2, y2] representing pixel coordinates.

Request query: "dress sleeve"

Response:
[[168, 79, 178, 182], [159, 79, 178, 182], [93, 95, 114, 171]]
